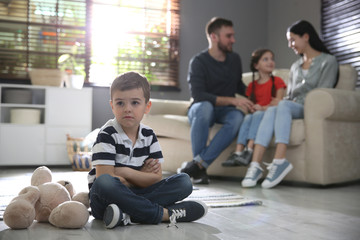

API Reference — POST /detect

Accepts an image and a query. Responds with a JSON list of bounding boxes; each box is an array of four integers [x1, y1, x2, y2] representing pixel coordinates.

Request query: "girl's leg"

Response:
[[236, 114, 253, 147], [235, 143, 245, 152], [90, 174, 164, 224], [246, 111, 265, 150]]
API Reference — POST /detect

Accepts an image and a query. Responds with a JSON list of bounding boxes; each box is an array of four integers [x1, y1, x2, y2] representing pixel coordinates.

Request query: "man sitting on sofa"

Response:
[[179, 17, 254, 184]]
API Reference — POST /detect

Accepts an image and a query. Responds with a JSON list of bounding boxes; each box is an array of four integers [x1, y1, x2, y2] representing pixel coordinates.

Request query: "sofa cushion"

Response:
[[142, 114, 190, 141]]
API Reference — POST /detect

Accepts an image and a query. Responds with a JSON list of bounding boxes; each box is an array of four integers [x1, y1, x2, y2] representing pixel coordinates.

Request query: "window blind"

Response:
[[321, 0, 360, 88], [0, 0, 87, 82], [0, 0, 180, 88]]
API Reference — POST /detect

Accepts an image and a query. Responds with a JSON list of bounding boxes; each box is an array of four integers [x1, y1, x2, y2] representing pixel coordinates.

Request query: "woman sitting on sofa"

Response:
[[241, 20, 338, 189]]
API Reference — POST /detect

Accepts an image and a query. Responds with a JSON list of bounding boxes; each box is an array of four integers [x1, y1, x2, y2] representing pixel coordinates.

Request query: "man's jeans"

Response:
[[236, 110, 265, 145], [255, 100, 304, 147], [89, 173, 192, 224], [188, 101, 244, 168]]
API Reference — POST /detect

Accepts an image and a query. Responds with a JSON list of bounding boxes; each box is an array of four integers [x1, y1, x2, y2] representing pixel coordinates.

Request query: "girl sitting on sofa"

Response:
[[241, 20, 338, 189], [222, 48, 286, 167]]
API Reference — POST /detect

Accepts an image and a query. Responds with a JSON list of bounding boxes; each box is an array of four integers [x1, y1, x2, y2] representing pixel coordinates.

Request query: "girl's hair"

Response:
[[249, 49, 276, 103], [287, 20, 331, 54]]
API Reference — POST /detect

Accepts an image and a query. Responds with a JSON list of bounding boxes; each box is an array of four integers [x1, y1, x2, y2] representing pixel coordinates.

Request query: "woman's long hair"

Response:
[[287, 20, 331, 54], [249, 49, 276, 103]]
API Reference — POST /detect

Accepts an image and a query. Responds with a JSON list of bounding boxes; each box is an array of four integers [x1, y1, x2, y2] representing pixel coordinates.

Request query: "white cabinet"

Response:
[[0, 84, 92, 166]]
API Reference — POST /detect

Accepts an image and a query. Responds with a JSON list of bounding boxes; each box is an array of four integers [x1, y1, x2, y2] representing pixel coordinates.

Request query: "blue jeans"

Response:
[[236, 111, 265, 145], [188, 101, 244, 168], [89, 173, 192, 224], [255, 100, 304, 147]]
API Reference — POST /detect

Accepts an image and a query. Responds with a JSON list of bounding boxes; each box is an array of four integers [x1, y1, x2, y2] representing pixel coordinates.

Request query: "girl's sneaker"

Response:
[[103, 204, 131, 229], [241, 163, 263, 187]]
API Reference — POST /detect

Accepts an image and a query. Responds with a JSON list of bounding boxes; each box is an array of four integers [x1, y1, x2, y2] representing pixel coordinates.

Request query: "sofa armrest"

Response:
[[303, 88, 360, 184], [148, 98, 190, 116], [304, 88, 360, 122]]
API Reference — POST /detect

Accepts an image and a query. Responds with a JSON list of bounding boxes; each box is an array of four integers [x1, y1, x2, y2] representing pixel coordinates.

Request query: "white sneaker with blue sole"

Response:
[[261, 159, 293, 189]]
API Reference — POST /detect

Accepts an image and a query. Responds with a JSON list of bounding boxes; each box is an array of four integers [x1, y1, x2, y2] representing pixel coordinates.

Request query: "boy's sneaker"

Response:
[[103, 204, 131, 229], [167, 200, 208, 227], [261, 159, 293, 189], [241, 163, 263, 187]]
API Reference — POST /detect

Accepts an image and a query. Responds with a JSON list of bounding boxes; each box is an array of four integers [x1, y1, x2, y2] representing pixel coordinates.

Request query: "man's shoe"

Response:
[[103, 204, 131, 229], [261, 159, 293, 189], [241, 163, 263, 187], [180, 160, 201, 178], [193, 168, 210, 184], [167, 200, 208, 227]]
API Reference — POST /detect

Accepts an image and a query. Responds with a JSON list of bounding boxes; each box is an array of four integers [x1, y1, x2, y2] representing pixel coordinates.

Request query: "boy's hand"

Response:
[[141, 158, 161, 173]]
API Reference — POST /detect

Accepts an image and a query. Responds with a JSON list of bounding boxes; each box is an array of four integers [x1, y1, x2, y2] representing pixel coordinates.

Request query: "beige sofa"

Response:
[[143, 65, 360, 185]]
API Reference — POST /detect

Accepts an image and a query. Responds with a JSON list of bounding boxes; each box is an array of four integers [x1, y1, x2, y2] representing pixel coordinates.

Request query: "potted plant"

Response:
[[58, 42, 85, 89]]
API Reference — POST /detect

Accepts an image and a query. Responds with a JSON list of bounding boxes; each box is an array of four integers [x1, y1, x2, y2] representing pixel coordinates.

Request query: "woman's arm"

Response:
[[317, 55, 338, 88]]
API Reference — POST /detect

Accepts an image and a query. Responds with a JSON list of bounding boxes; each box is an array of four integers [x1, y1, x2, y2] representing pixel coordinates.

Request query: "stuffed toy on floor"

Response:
[[3, 166, 90, 229]]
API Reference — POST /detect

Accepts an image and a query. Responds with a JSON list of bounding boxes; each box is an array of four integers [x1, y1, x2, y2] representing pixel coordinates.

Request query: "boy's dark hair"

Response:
[[110, 71, 150, 102], [249, 49, 276, 103], [287, 20, 331, 55], [206, 17, 233, 36]]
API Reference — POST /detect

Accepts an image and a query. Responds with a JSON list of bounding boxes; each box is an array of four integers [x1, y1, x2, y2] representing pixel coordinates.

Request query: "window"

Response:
[[0, 0, 87, 82], [322, 0, 360, 88], [90, 0, 180, 87], [0, 0, 180, 88]]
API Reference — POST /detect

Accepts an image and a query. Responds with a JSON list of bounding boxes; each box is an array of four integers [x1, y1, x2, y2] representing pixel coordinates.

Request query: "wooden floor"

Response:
[[0, 167, 360, 240]]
